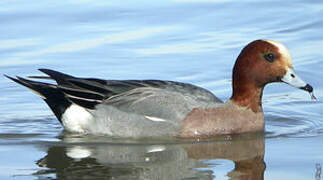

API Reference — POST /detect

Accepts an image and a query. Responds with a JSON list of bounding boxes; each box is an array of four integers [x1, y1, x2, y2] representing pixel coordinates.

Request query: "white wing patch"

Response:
[[144, 115, 166, 122]]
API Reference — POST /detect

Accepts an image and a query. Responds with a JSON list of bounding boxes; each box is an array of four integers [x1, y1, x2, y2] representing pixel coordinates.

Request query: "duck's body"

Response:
[[6, 40, 314, 138], [7, 74, 223, 137]]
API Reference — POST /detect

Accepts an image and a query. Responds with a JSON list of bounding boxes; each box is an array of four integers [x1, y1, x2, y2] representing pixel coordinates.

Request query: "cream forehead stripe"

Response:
[[264, 40, 292, 65]]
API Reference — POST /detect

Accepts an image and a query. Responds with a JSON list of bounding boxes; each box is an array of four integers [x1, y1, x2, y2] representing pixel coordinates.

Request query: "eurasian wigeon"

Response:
[[5, 40, 316, 138]]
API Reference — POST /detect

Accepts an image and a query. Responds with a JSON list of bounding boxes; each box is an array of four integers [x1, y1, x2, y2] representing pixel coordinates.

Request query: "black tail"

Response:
[[34, 69, 108, 109], [5, 75, 71, 123]]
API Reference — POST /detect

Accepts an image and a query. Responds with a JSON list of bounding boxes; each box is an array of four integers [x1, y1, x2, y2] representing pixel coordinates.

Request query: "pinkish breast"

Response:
[[179, 101, 265, 137]]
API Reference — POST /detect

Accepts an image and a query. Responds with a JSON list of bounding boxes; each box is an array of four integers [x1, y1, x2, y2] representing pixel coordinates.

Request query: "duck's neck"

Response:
[[230, 80, 264, 113]]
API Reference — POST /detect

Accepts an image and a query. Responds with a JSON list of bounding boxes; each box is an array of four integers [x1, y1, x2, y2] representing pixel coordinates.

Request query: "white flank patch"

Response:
[[264, 40, 292, 63], [61, 104, 93, 133], [144, 115, 166, 122]]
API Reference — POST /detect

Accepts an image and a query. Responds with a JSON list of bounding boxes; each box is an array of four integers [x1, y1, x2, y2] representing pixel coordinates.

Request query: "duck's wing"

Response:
[[99, 86, 222, 122]]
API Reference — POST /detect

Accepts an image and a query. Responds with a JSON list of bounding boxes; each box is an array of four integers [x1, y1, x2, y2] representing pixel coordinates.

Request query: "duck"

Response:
[[5, 40, 315, 138]]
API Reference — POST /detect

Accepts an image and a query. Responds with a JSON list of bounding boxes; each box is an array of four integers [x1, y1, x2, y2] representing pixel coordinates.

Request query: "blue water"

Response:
[[1, 0, 323, 179]]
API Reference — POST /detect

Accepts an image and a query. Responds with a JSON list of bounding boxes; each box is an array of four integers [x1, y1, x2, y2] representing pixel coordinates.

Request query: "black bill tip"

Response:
[[300, 84, 317, 100], [300, 84, 313, 93]]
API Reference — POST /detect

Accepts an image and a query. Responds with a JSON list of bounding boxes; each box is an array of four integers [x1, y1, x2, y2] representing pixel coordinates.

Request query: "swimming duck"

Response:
[[5, 40, 315, 138]]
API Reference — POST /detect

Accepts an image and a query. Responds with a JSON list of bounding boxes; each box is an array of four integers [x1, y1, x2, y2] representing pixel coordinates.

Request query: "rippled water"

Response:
[[1, 0, 323, 179]]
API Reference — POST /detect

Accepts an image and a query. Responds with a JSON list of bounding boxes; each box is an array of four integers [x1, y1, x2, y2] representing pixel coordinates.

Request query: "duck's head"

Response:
[[230, 40, 316, 112]]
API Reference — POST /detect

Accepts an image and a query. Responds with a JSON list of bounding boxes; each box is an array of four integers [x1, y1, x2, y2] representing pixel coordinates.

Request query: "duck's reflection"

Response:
[[34, 133, 265, 180]]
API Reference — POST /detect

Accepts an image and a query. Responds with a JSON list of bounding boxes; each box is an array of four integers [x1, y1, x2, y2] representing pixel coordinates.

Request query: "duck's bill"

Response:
[[281, 67, 317, 100]]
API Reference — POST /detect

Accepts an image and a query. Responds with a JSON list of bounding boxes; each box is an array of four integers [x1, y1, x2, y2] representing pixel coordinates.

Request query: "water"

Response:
[[1, 0, 323, 179]]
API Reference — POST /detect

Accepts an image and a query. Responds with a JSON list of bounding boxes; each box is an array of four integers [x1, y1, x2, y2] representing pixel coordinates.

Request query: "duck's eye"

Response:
[[264, 53, 276, 63]]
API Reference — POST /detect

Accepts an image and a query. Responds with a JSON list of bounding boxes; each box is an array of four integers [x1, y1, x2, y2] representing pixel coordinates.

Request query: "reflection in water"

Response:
[[316, 163, 321, 180], [34, 134, 265, 179]]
